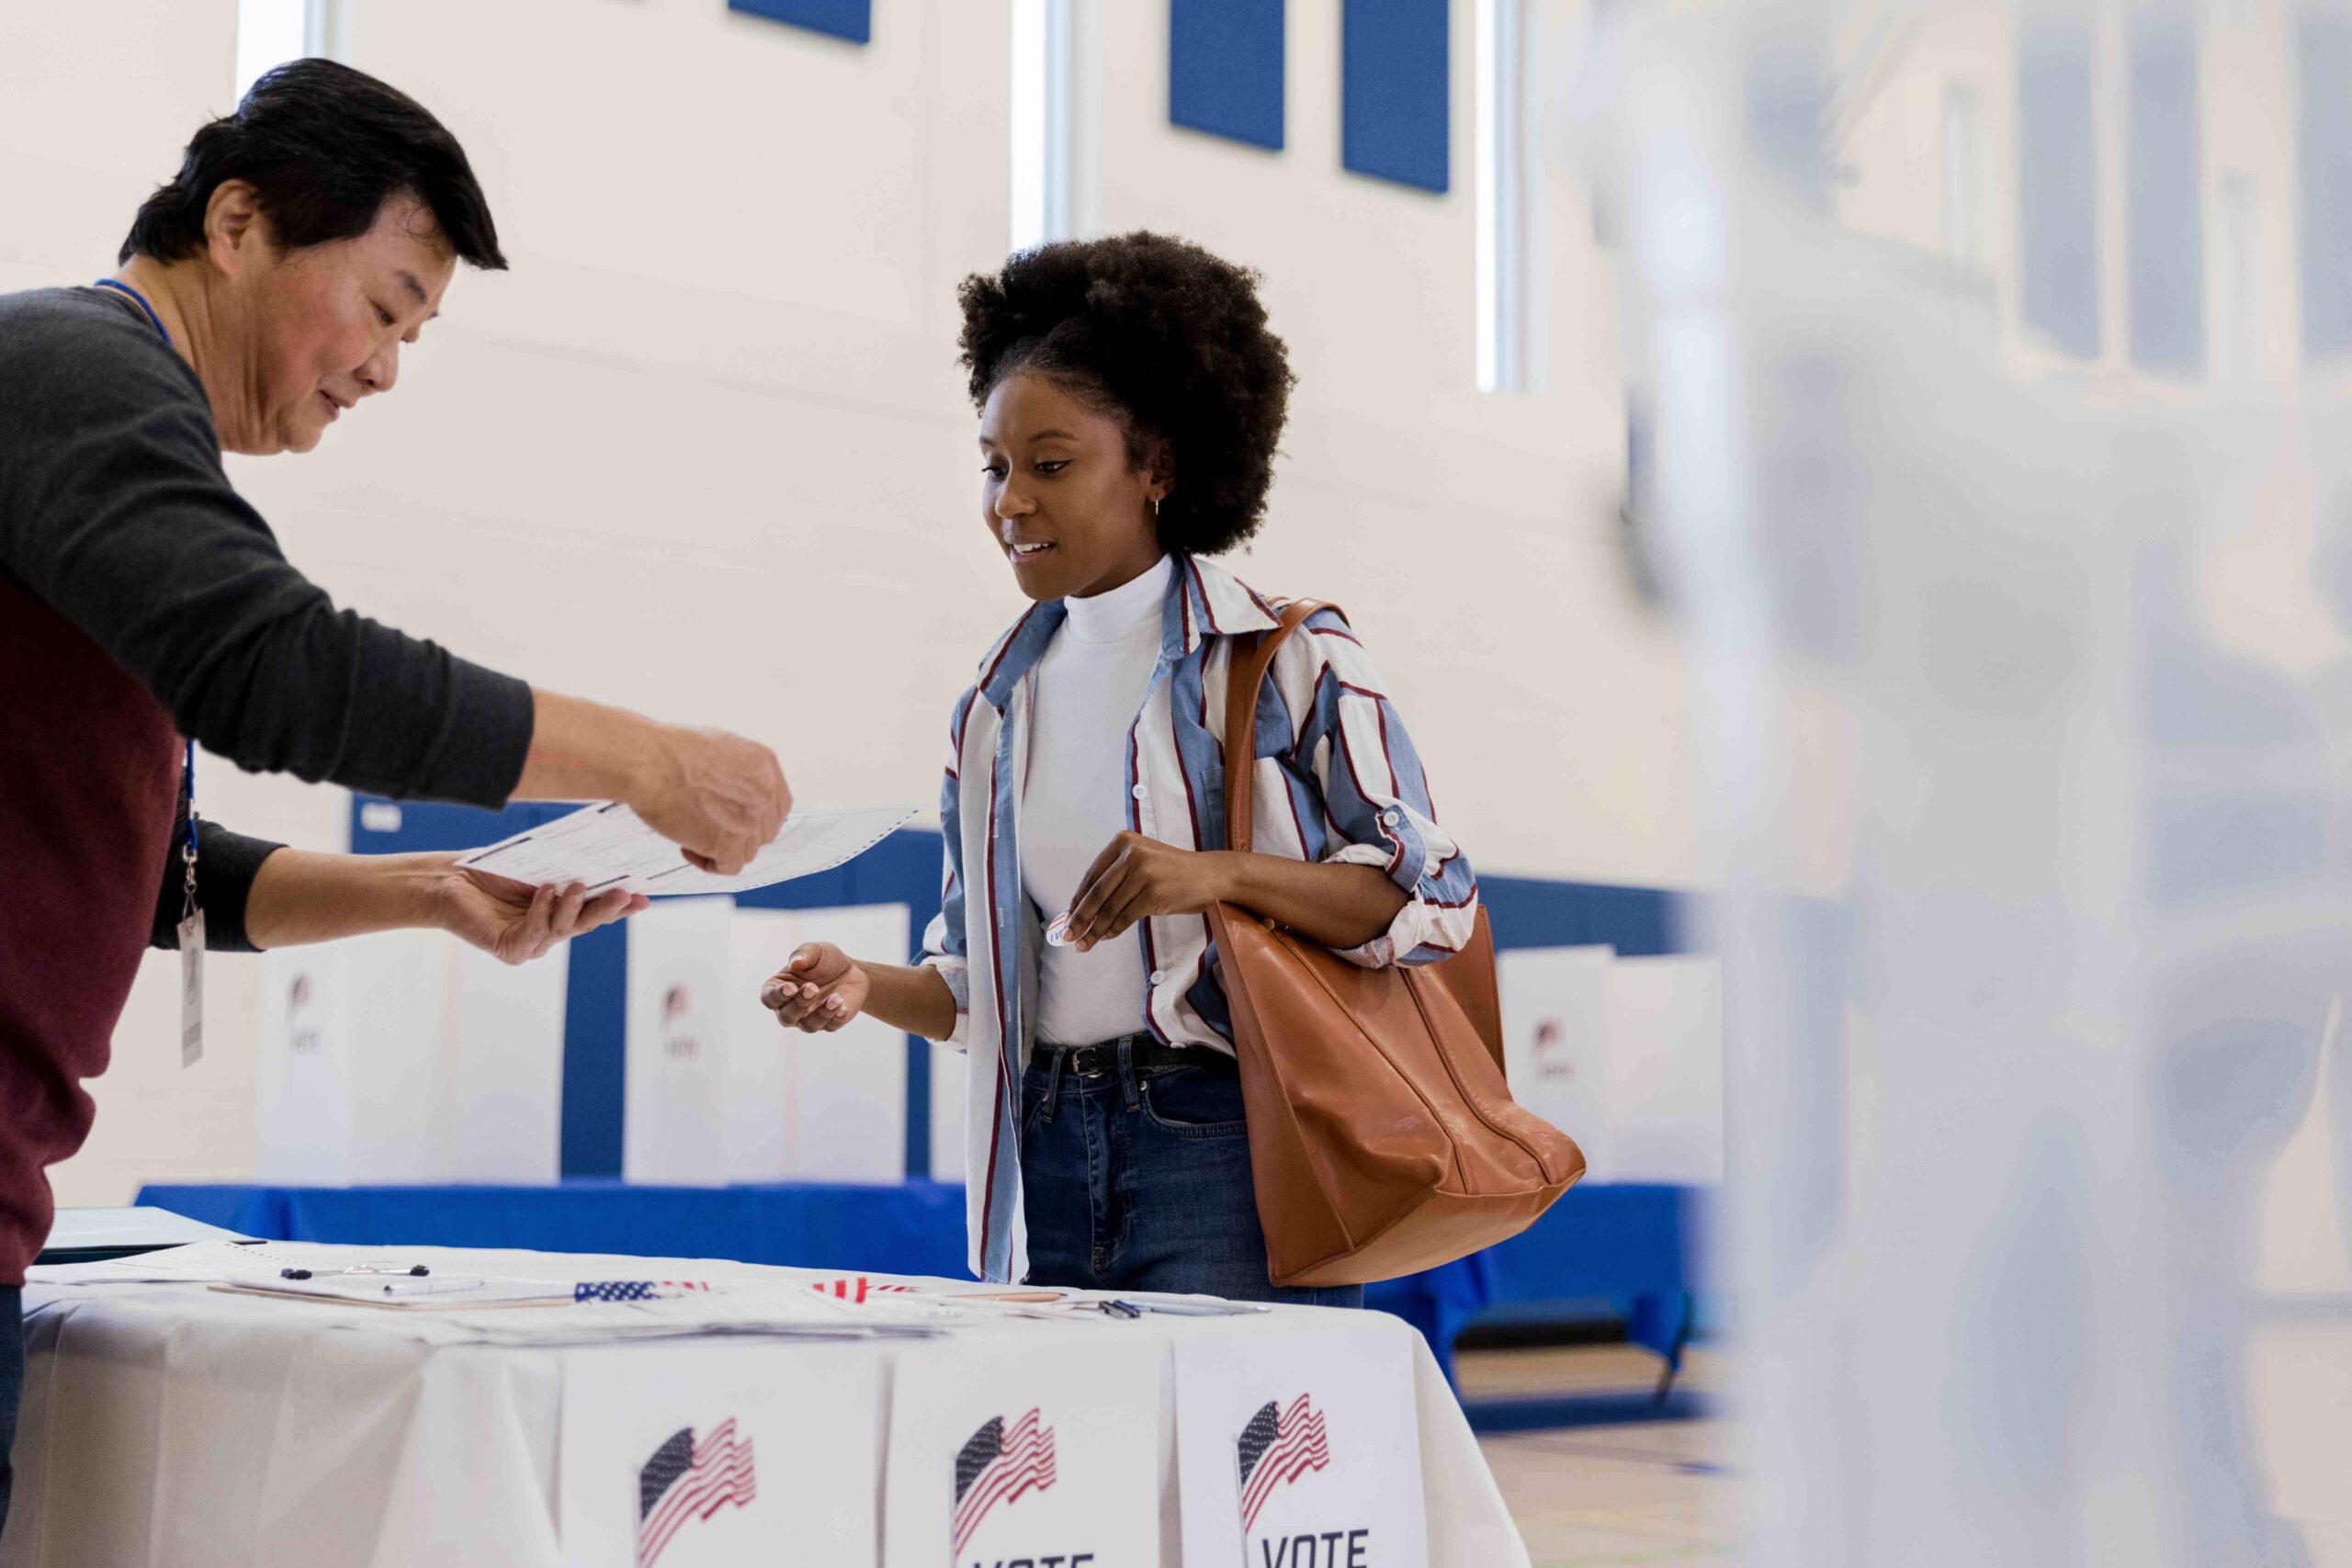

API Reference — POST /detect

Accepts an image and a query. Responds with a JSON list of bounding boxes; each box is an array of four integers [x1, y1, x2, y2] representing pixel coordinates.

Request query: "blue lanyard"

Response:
[[182, 740, 198, 863], [92, 278, 173, 347], [176, 737, 200, 924]]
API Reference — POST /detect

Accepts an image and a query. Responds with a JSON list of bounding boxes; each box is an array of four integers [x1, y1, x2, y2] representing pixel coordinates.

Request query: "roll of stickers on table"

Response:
[[457, 801, 919, 897]]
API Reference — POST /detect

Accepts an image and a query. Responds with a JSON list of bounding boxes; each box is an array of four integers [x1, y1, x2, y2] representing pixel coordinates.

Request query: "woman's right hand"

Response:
[[761, 942, 870, 1032]]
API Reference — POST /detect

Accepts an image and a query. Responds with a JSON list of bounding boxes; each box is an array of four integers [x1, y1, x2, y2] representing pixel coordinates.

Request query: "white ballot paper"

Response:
[[456, 802, 918, 897]]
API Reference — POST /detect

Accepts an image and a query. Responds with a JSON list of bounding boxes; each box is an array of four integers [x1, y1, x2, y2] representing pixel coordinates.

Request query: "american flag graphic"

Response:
[[808, 1275, 917, 1303], [951, 1408, 1057, 1554], [576, 1280, 714, 1303], [1236, 1394, 1332, 1532], [637, 1419, 757, 1567]]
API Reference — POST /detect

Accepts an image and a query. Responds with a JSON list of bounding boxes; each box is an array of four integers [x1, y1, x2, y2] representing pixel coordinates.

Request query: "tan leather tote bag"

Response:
[[1210, 601, 1586, 1287]]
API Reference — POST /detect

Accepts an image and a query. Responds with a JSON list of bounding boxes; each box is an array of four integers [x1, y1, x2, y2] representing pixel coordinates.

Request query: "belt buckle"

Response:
[[1071, 1044, 1109, 1078]]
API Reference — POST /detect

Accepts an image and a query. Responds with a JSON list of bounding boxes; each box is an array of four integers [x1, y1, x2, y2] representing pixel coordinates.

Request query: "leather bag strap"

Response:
[[1223, 599, 1333, 852]]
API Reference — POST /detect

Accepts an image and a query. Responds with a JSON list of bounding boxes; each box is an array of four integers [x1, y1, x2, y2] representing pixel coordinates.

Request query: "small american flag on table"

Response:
[[808, 1275, 917, 1303], [576, 1281, 714, 1303]]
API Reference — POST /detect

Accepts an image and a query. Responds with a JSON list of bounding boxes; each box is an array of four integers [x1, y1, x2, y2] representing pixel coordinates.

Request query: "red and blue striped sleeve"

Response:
[[1287, 609, 1479, 967]]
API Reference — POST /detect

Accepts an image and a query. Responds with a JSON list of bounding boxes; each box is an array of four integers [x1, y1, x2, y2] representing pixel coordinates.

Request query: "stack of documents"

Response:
[[457, 802, 919, 897], [36, 1207, 254, 1266]]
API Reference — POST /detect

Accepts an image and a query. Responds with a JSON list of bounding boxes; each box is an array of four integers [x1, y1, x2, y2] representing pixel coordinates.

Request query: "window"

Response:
[[1942, 85, 1982, 265], [2216, 171, 2260, 381], [1011, 0, 1075, 253], [2018, 17, 2102, 356], [234, 0, 307, 98], [2127, 1, 2206, 373], [235, 0, 348, 99], [1476, 0, 1534, 393]]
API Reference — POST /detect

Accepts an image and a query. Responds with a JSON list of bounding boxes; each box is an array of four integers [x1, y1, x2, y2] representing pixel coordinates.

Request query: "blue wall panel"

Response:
[[1171, 0, 1286, 152], [558, 923, 628, 1179], [1481, 874, 1685, 957], [727, 0, 870, 44], [1342, 0, 1450, 193]]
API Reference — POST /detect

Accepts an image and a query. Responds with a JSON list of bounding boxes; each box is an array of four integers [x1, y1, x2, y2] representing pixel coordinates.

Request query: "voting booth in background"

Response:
[[624, 898, 735, 1186], [257, 932, 569, 1184], [928, 1042, 968, 1183], [1498, 945, 1724, 1186], [626, 897, 911, 1186], [613, 893, 922, 1190], [623, 897, 910, 1188], [1498, 945, 1617, 1176], [726, 903, 910, 1185], [312, 799, 1702, 1222], [255, 889, 919, 1190], [1608, 955, 1724, 1185]]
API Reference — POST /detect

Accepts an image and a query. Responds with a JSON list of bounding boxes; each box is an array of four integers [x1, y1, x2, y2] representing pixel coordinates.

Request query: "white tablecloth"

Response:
[[1, 1246, 1528, 1568]]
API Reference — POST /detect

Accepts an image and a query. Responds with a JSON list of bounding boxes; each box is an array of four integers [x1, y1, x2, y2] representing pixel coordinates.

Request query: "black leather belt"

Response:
[[1030, 1035, 1207, 1078]]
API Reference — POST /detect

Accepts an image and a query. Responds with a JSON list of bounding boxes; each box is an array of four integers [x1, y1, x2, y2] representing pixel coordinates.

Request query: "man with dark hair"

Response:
[[120, 57, 507, 275], [0, 59, 793, 1521]]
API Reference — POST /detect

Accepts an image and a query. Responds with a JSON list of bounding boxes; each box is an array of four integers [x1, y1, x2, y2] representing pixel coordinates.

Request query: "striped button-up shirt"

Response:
[[922, 553, 1479, 1282]]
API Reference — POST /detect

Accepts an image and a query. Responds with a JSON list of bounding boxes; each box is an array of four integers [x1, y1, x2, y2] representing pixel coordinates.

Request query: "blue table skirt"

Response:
[[137, 1179, 1705, 1381]]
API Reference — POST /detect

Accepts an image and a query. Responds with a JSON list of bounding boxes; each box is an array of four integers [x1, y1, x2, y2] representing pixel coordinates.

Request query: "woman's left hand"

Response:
[[430, 860, 649, 965], [1064, 832, 1236, 952]]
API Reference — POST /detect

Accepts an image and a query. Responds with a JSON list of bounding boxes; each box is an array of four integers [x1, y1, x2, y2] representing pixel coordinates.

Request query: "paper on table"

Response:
[[40, 1205, 253, 1260], [422, 1287, 958, 1346], [213, 1274, 581, 1307], [28, 1238, 312, 1286], [456, 802, 920, 897]]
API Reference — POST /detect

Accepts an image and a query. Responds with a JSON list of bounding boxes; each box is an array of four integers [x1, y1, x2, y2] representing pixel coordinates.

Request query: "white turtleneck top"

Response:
[[1021, 553, 1173, 1046]]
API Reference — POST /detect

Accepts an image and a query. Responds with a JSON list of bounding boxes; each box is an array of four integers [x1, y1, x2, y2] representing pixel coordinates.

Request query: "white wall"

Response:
[[5, 0, 1674, 1203]]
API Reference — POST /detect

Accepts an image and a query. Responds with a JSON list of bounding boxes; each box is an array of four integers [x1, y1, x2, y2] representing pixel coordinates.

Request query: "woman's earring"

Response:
[[1151, 495, 1162, 518]]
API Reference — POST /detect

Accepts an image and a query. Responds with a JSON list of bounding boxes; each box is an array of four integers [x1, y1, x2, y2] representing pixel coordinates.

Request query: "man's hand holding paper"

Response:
[[512, 694, 795, 877], [624, 723, 793, 875], [459, 801, 919, 898]]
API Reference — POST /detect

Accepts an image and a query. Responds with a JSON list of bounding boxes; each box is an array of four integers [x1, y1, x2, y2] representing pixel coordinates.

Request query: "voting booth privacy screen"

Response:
[[269, 795, 1704, 1191], [259, 932, 569, 1186]]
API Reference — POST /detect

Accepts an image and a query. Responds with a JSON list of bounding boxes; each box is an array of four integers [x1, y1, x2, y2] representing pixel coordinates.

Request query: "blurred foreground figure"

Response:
[[1586, 3, 2352, 1562]]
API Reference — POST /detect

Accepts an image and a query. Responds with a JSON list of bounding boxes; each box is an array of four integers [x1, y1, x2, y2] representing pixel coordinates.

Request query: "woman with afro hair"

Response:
[[763, 232, 1480, 1303]]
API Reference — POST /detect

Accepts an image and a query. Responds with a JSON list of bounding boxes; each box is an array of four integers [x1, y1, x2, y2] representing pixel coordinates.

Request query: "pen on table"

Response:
[[1106, 1298, 1269, 1317], [280, 1264, 431, 1281]]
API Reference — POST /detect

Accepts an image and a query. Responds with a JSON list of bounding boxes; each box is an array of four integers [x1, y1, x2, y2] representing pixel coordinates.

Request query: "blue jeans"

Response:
[[1018, 1042, 1362, 1308], [0, 1285, 19, 1530]]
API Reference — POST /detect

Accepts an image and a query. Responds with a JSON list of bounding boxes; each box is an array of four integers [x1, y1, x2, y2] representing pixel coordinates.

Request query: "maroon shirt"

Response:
[[0, 578, 180, 1280]]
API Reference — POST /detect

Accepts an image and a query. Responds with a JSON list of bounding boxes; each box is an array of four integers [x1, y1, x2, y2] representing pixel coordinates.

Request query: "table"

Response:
[[6, 1244, 1526, 1568], [138, 1180, 1707, 1387]]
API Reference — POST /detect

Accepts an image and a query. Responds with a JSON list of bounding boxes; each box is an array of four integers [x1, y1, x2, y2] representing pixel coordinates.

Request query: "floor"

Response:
[[1466, 1318, 2352, 1567], [1463, 1344, 1737, 1568]]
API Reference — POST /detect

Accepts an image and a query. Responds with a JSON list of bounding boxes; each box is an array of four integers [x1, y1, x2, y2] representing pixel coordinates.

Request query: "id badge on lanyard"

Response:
[[176, 739, 204, 1066]]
